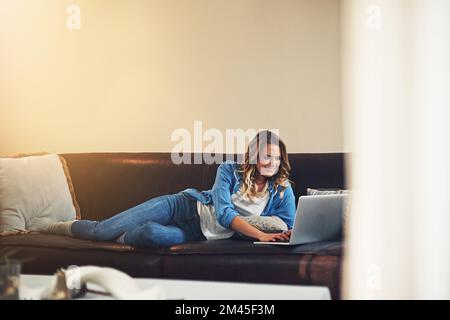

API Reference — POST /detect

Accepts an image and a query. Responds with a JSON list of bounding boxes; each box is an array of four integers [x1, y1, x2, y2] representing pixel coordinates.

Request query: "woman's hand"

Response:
[[258, 230, 291, 242]]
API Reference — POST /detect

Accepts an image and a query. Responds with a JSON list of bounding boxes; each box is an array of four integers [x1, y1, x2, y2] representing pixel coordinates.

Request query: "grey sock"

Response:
[[47, 221, 75, 236]]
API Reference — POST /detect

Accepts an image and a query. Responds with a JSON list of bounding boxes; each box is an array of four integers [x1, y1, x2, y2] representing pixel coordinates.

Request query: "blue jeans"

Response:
[[71, 192, 206, 247]]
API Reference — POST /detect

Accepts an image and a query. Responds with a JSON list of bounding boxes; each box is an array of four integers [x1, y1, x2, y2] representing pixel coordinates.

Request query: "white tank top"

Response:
[[196, 187, 270, 240]]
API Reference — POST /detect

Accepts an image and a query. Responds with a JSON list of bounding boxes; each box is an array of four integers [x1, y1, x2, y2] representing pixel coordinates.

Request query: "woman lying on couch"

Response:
[[36, 130, 296, 247]]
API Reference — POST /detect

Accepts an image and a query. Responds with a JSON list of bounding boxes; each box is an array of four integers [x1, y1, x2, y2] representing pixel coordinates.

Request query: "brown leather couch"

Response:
[[0, 152, 346, 299]]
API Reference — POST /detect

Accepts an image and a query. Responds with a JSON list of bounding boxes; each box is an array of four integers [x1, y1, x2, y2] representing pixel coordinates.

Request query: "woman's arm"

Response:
[[230, 216, 290, 241], [210, 162, 240, 228], [270, 185, 296, 229]]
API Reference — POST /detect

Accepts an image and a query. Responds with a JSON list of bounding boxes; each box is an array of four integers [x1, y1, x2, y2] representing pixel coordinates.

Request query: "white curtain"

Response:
[[342, 0, 450, 299]]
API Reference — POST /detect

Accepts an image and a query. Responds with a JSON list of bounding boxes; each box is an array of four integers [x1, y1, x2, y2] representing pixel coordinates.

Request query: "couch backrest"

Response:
[[61, 153, 346, 221]]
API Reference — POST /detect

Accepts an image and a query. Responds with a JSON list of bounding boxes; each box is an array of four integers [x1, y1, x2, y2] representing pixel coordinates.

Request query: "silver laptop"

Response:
[[254, 194, 348, 246]]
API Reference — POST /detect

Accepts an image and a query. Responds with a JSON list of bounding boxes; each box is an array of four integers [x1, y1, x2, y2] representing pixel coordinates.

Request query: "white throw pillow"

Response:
[[0, 154, 77, 235]]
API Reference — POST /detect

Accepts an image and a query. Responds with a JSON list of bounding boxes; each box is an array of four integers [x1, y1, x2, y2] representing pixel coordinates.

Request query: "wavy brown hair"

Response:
[[237, 130, 293, 200]]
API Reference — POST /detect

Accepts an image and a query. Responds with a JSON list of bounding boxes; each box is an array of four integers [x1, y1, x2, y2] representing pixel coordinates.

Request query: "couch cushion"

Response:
[[168, 239, 342, 256], [0, 233, 165, 254]]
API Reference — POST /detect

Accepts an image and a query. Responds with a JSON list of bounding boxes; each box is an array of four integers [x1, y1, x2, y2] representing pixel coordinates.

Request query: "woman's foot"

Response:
[[47, 221, 75, 236], [29, 219, 75, 236]]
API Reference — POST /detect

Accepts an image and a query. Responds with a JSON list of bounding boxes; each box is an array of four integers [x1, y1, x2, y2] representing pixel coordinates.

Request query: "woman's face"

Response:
[[256, 144, 281, 177]]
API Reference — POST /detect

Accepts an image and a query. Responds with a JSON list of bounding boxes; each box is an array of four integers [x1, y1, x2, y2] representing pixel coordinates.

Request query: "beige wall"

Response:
[[0, 0, 342, 155]]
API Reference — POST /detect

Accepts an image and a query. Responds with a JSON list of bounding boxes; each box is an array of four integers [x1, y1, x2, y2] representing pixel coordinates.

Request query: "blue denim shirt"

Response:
[[181, 160, 296, 229]]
